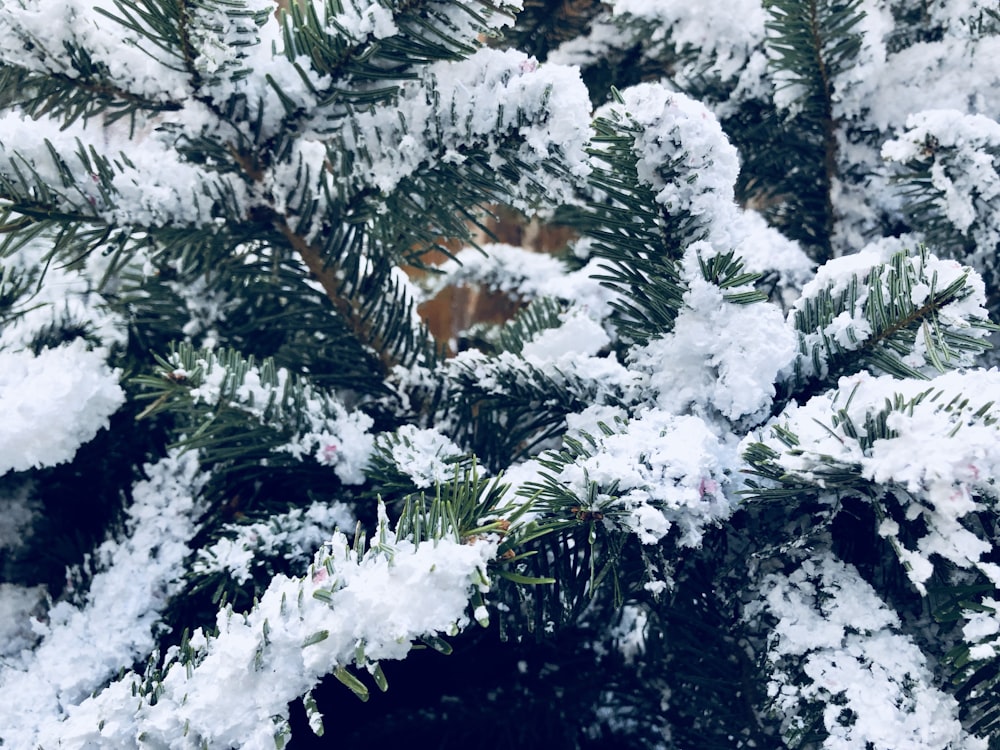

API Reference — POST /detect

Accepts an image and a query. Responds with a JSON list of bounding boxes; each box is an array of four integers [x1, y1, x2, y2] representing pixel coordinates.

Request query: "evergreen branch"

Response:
[[765, 0, 865, 262], [275, 215, 394, 374], [569, 113, 688, 344], [785, 246, 996, 400], [366, 425, 471, 506], [445, 350, 626, 470], [745, 369, 1000, 623], [0, 62, 181, 132], [69, 500, 500, 748], [274, 213, 438, 374], [494, 296, 566, 355], [278, 0, 474, 84], [883, 111, 1000, 312], [135, 343, 375, 482], [520, 410, 731, 550], [744, 552, 974, 749], [263, 0, 521, 155]]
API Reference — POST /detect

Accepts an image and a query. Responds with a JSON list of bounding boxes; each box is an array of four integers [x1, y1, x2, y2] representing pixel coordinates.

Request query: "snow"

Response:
[[446, 344, 632, 418], [193, 501, 356, 585], [883, 110, 1000, 280], [521, 306, 609, 361], [598, 84, 740, 221], [421, 244, 621, 327], [747, 553, 981, 750], [0, 0, 189, 101], [788, 242, 991, 382], [41, 507, 500, 749], [2, 1, 1000, 747], [521, 406, 736, 548], [591, 81, 815, 312], [750, 368, 1000, 594], [962, 600, 1000, 662], [630, 243, 798, 425], [0, 479, 39, 553], [338, 48, 592, 208], [381, 425, 466, 490], [0, 233, 128, 351], [173, 349, 376, 485], [611, 0, 767, 84], [0, 341, 125, 476], [0, 111, 248, 229], [326, 1, 399, 42], [0, 583, 46, 668], [0, 449, 210, 747], [609, 603, 648, 663]]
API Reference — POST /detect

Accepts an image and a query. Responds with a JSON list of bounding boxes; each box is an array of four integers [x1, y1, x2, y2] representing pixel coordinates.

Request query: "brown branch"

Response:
[[272, 216, 395, 376], [226, 141, 399, 373]]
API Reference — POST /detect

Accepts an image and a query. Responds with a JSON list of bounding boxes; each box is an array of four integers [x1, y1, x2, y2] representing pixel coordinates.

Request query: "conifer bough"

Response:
[[1, 1, 1000, 749]]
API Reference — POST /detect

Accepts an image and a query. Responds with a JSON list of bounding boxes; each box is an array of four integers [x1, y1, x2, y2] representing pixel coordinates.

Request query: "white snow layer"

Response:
[[610, 0, 768, 83], [0, 479, 39, 553], [174, 350, 376, 485], [747, 553, 981, 750], [789, 241, 991, 382], [0, 234, 128, 351], [518, 406, 736, 548], [0, 0, 189, 101], [382, 424, 467, 489], [41, 510, 499, 749], [750, 368, 1000, 596], [0, 111, 243, 229], [883, 110, 1000, 266], [339, 47, 592, 207], [0, 449, 210, 747], [0, 341, 125, 476], [599, 83, 740, 221], [193, 501, 356, 585], [421, 243, 620, 323], [630, 243, 798, 424]]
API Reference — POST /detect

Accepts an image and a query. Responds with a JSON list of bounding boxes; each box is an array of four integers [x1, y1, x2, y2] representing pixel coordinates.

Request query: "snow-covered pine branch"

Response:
[[3, 1, 1000, 747], [40, 504, 500, 749]]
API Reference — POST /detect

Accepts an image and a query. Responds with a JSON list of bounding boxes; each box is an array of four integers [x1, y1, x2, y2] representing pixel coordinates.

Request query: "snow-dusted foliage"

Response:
[[0, 450, 209, 746], [786, 240, 994, 385], [629, 244, 798, 424], [883, 110, 1000, 295], [746, 553, 979, 750], [2, 0, 1000, 747], [749, 369, 1000, 595], [517, 407, 736, 549], [192, 500, 356, 585], [339, 47, 591, 207], [40, 508, 500, 749], [163, 346, 377, 485]]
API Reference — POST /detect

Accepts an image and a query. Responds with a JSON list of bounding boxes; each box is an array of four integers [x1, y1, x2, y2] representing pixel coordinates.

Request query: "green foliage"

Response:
[[5, 1, 1000, 748], [764, 0, 865, 261], [569, 102, 689, 345], [786, 246, 997, 400], [447, 353, 622, 470]]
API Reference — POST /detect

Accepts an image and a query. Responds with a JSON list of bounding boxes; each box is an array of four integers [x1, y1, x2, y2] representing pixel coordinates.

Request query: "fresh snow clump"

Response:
[[0, 341, 124, 476]]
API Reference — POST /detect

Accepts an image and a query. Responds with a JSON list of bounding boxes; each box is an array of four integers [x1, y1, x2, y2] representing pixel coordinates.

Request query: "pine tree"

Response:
[[1, 2, 1000, 749]]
